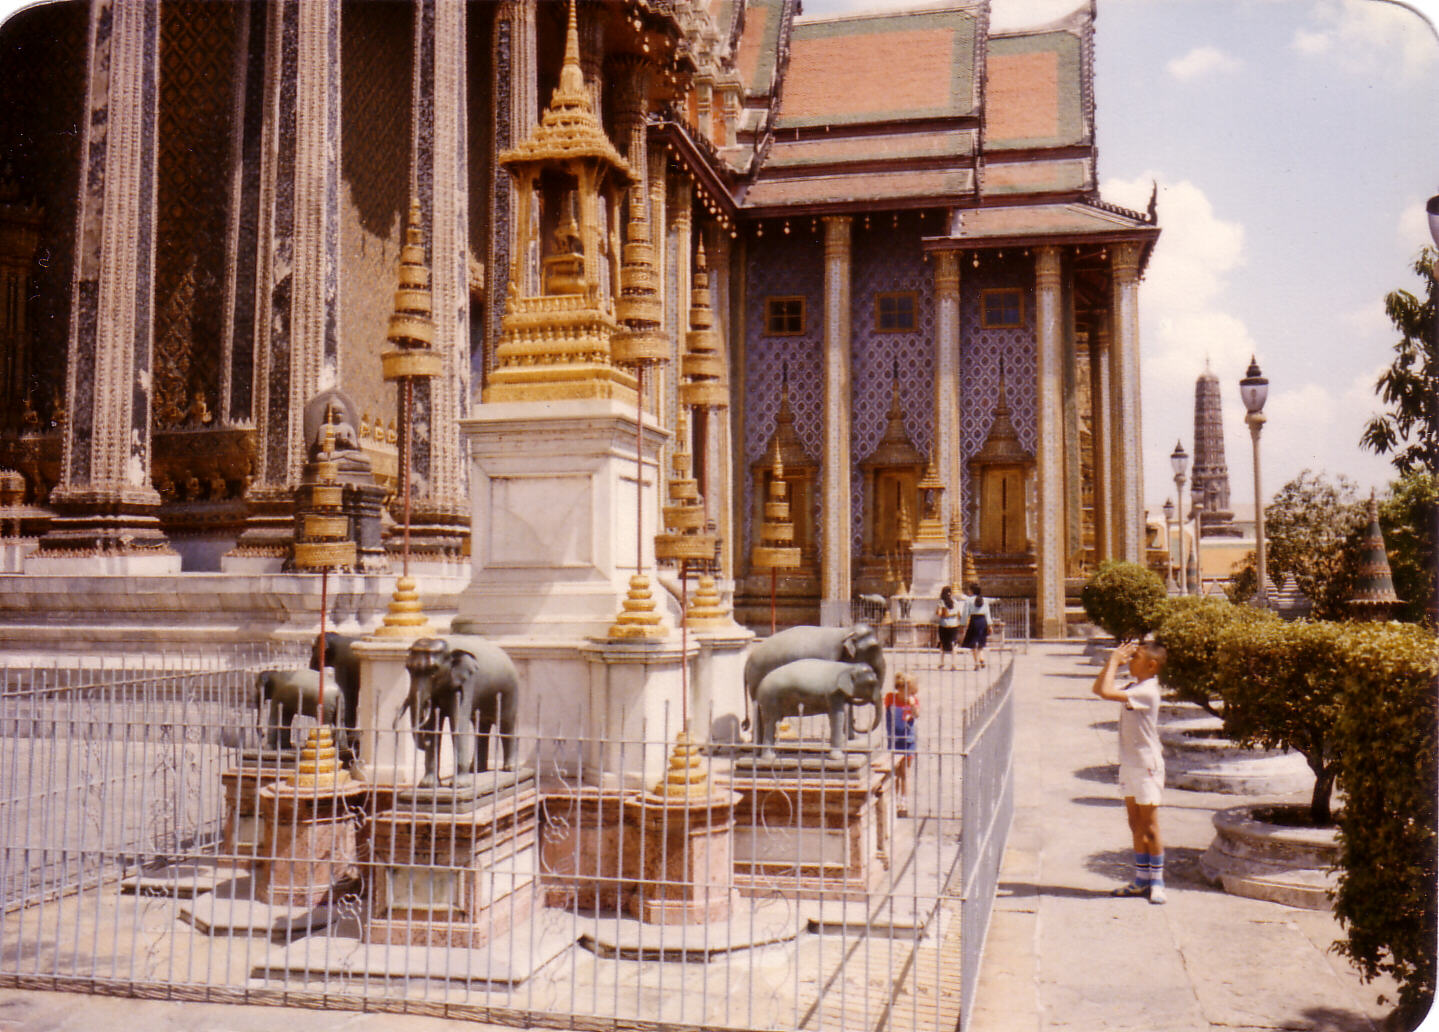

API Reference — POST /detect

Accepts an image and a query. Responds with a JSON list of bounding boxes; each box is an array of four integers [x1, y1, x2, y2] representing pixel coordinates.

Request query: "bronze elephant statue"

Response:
[[395, 636, 520, 788], [751, 658, 883, 760]]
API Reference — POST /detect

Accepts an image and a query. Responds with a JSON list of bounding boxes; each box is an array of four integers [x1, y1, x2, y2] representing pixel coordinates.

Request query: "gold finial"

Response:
[[559, 0, 585, 101], [652, 727, 711, 799]]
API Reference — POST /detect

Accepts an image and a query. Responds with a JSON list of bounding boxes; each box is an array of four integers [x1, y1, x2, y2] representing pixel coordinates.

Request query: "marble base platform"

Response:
[[721, 759, 894, 901], [1199, 804, 1340, 911], [367, 780, 540, 948], [255, 779, 368, 908], [181, 874, 338, 940], [578, 896, 811, 960], [222, 758, 294, 863], [623, 789, 740, 925], [256, 924, 577, 987]]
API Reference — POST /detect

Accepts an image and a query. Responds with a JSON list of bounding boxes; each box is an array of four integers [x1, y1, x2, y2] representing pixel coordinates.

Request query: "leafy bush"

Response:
[[1214, 619, 1346, 825], [1080, 561, 1168, 643], [1378, 473, 1436, 626], [1330, 622, 1438, 1024], [1154, 596, 1278, 717]]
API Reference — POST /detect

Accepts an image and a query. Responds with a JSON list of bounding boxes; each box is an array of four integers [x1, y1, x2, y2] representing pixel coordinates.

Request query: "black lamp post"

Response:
[[1240, 356, 1270, 607], [1162, 497, 1177, 592], [1170, 441, 1189, 594]]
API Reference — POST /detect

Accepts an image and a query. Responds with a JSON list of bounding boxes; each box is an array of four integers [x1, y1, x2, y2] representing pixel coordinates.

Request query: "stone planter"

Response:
[[1199, 804, 1339, 910], [1161, 713, 1313, 795]]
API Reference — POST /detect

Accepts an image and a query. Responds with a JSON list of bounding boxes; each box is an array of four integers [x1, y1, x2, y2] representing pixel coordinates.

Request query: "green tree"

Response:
[[1361, 249, 1438, 478], [1079, 560, 1168, 643], [1330, 622, 1439, 1025], [1264, 470, 1366, 619], [1215, 619, 1347, 825], [1154, 596, 1277, 717], [1378, 472, 1437, 626]]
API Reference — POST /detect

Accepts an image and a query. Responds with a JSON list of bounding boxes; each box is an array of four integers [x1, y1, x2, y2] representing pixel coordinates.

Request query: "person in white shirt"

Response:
[[1091, 639, 1169, 904], [934, 586, 962, 669]]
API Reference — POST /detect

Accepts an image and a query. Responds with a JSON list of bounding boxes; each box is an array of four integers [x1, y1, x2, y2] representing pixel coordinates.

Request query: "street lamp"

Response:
[[1426, 194, 1439, 246], [1170, 441, 1189, 594], [1240, 356, 1269, 607], [1191, 496, 1205, 596], [1162, 498, 1177, 593]]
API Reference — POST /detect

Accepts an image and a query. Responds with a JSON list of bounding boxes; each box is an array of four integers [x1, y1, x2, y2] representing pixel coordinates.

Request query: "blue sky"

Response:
[[800, 0, 1439, 515], [2, 0, 1434, 518]]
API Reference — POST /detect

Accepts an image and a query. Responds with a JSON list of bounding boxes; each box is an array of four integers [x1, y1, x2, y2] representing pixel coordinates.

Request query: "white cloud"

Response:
[[1288, 0, 1439, 81], [1166, 45, 1242, 81], [1397, 199, 1434, 249]]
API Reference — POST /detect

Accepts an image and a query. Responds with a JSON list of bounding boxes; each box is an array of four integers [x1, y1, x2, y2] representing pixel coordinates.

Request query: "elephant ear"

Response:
[[841, 630, 861, 660]]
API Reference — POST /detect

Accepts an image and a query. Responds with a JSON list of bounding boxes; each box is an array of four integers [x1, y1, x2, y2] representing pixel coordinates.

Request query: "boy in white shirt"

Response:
[[1091, 639, 1168, 904]]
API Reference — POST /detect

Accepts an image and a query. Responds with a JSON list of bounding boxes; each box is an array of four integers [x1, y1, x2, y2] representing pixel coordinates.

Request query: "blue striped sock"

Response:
[[1134, 851, 1151, 886], [1149, 851, 1165, 887]]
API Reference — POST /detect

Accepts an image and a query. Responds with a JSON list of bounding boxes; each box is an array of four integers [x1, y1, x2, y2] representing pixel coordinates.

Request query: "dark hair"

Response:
[[1139, 641, 1168, 669], [969, 583, 984, 607], [940, 586, 954, 604]]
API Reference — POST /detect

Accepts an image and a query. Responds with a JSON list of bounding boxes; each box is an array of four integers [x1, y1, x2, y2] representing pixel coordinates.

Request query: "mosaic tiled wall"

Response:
[[339, 0, 412, 438], [0, 2, 86, 431], [959, 253, 1038, 523], [154, 1, 246, 429], [849, 218, 934, 554], [742, 230, 824, 562]]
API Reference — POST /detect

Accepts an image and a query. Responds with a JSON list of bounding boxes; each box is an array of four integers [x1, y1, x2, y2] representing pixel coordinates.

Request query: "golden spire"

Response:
[[656, 408, 716, 565], [751, 434, 801, 573], [680, 241, 727, 410]]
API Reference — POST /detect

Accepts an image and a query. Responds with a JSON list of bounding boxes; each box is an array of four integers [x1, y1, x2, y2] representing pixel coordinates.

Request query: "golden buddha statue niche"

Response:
[[540, 174, 586, 297]]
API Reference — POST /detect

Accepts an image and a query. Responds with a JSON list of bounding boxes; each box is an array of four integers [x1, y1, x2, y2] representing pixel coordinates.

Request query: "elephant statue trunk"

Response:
[[751, 658, 883, 761]]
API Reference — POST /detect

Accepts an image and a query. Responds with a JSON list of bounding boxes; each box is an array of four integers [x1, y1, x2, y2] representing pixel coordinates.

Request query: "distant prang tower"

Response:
[[1192, 365, 1240, 537]]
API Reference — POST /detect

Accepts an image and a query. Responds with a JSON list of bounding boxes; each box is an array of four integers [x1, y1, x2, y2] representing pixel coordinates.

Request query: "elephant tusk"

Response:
[[851, 702, 879, 735]]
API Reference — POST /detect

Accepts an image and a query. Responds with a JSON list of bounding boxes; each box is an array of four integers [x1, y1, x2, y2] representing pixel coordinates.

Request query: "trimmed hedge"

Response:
[[1330, 622, 1438, 1024], [1214, 619, 1346, 825], [1080, 560, 1168, 643], [1155, 596, 1278, 717]]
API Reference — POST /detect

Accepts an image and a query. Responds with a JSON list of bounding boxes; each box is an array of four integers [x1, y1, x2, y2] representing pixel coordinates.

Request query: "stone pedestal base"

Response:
[[623, 790, 739, 925], [256, 779, 368, 907], [539, 786, 628, 910], [722, 761, 891, 901], [367, 780, 540, 948], [222, 757, 292, 863], [455, 399, 671, 640], [1199, 804, 1339, 911], [908, 540, 950, 601]]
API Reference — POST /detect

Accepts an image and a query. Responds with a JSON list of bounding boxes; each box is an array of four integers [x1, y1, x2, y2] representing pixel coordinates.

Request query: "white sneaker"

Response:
[[1147, 884, 1167, 905]]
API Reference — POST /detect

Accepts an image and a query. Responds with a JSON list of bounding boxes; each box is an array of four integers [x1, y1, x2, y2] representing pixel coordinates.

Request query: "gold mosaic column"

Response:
[[1090, 317, 1113, 563], [1110, 242, 1144, 564], [37, 0, 176, 568], [408, 0, 470, 547], [1035, 246, 1065, 638], [820, 216, 853, 627], [933, 250, 962, 586]]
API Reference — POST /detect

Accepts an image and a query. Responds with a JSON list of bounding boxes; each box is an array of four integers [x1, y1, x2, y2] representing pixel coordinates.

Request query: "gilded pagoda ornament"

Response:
[[484, 0, 637, 404]]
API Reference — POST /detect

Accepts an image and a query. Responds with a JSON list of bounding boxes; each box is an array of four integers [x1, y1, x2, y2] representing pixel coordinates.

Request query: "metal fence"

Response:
[[851, 598, 1031, 654], [1, 637, 1015, 1031]]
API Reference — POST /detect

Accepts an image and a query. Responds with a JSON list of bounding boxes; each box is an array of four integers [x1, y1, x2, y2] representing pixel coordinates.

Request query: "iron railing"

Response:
[[0, 638, 1014, 1031]]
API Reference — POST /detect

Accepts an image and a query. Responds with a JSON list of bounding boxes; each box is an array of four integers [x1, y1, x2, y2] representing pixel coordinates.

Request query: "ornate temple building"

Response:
[[0, 0, 1157, 643]]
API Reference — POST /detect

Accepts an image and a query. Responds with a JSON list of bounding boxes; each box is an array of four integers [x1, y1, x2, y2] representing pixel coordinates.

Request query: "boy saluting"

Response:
[[1091, 639, 1169, 904]]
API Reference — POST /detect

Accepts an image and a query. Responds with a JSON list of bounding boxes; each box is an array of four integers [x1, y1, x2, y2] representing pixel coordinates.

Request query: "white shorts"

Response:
[[1118, 765, 1164, 806]]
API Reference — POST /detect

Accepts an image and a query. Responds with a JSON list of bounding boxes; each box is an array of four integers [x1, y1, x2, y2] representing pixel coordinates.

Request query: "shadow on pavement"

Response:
[[1299, 1004, 1400, 1032], [1072, 764, 1118, 784], [1083, 846, 1219, 892], [1090, 719, 1118, 732], [996, 880, 1121, 901], [1070, 795, 1124, 808]]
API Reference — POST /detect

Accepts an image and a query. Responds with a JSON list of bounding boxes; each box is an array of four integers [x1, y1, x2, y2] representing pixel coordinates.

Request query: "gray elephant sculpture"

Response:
[[742, 623, 885, 738], [395, 636, 520, 788], [309, 632, 361, 760], [256, 668, 344, 752], [751, 659, 883, 759]]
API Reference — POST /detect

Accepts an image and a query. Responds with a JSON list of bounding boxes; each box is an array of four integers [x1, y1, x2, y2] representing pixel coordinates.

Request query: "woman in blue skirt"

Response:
[[962, 583, 991, 669]]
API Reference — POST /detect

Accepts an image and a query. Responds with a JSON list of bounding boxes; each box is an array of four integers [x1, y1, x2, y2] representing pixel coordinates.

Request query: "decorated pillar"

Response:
[[33, 0, 177, 572], [933, 250, 961, 588], [1110, 242, 1143, 564], [707, 228, 736, 581], [485, 0, 538, 373], [819, 215, 853, 626], [407, 0, 470, 557], [1034, 246, 1064, 638], [226, 0, 343, 568], [1090, 317, 1113, 562]]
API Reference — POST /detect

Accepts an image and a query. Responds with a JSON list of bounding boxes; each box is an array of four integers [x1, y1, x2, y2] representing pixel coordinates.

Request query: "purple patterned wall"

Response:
[[741, 231, 1041, 567], [849, 217, 934, 553], [959, 253, 1038, 518], [742, 230, 823, 560]]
